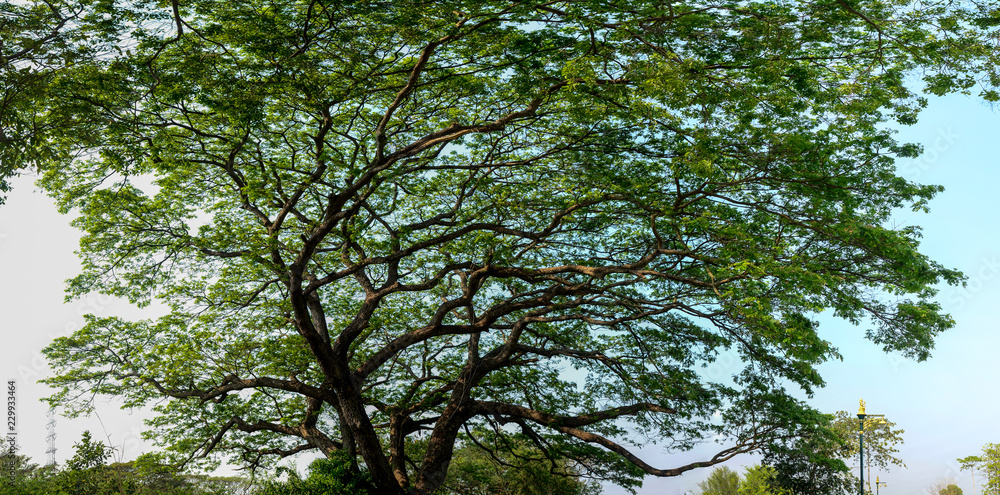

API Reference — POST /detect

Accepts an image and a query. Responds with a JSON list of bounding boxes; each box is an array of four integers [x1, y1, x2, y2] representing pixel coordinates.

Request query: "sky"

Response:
[[1, 92, 998, 494]]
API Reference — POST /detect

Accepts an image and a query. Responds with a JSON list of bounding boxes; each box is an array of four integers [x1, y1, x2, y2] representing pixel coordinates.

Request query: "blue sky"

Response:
[[1, 92, 997, 494], [631, 93, 1000, 494]]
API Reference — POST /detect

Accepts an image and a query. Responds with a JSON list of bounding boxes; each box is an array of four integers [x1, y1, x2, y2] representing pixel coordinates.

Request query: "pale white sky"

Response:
[[0, 176, 157, 468], [1, 93, 997, 494]]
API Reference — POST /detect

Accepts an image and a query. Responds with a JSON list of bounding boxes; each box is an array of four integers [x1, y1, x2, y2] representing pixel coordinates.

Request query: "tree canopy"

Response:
[[940, 484, 964, 495], [738, 465, 789, 495], [698, 466, 741, 495], [763, 417, 851, 495], [962, 443, 1000, 495], [7, 0, 998, 493]]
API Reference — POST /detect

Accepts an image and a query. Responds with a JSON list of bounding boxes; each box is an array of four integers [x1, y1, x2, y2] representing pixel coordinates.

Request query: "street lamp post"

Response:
[[875, 476, 887, 495], [858, 399, 884, 495]]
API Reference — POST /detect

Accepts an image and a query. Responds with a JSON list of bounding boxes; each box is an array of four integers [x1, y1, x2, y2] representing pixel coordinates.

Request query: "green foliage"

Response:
[[8, 0, 997, 493], [0, 453, 55, 495], [959, 455, 984, 472], [66, 431, 111, 471], [964, 444, 1000, 495], [765, 411, 903, 495], [959, 455, 984, 493], [436, 441, 601, 495], [940, 484, 963, 495], [987, 445, 1000, 495], [764, 431, 850, 495], [57, 430, 120, 495], [699, 466, 740, 495], [0, 432, 252, 495], [739, 465, 790, 495], [0, 0, 97, 202], [257, 454, 374, 495], [828, 412, 906, 472]]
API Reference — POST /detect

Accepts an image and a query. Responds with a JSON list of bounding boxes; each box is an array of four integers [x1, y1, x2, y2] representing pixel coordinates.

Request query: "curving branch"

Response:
[[471, 400, 780, 477]]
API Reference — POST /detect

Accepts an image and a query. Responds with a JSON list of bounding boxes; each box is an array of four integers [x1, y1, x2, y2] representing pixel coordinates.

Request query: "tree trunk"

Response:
[[337, 387, 404, 494]]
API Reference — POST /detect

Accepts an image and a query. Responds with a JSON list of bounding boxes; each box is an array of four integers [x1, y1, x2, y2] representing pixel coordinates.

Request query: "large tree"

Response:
[[13, 0, 996, 493]]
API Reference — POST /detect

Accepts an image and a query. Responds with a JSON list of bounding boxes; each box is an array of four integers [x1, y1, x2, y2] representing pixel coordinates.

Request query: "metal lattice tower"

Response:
[[45, 408, 56, 466]]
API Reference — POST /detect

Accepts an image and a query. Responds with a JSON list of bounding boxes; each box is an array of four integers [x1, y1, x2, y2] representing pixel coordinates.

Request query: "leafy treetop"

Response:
[[7, 0, 996, 493]]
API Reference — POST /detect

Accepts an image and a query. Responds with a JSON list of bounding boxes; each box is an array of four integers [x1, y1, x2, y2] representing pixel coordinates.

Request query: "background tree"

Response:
[[698, 466, 741, 495], [0, 452, 36, 484], [968, 444, 1000, 495], [928, 478, 962, 495], [941, 485, 965, 495], [829, 411, 906, 483], [763, 416, 851, 495], [56, 430, 119, 495], [17, 0, 998, 493], [765, 411, 903, 495], [738, 465, 789, 495], [65, 431, 111, 472], [0, 452, 59, 495], [53, 431, 201, 495], [959, 455, 984, 495], [0, 442, 254, 495], [988, 445, 1000, 495]]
